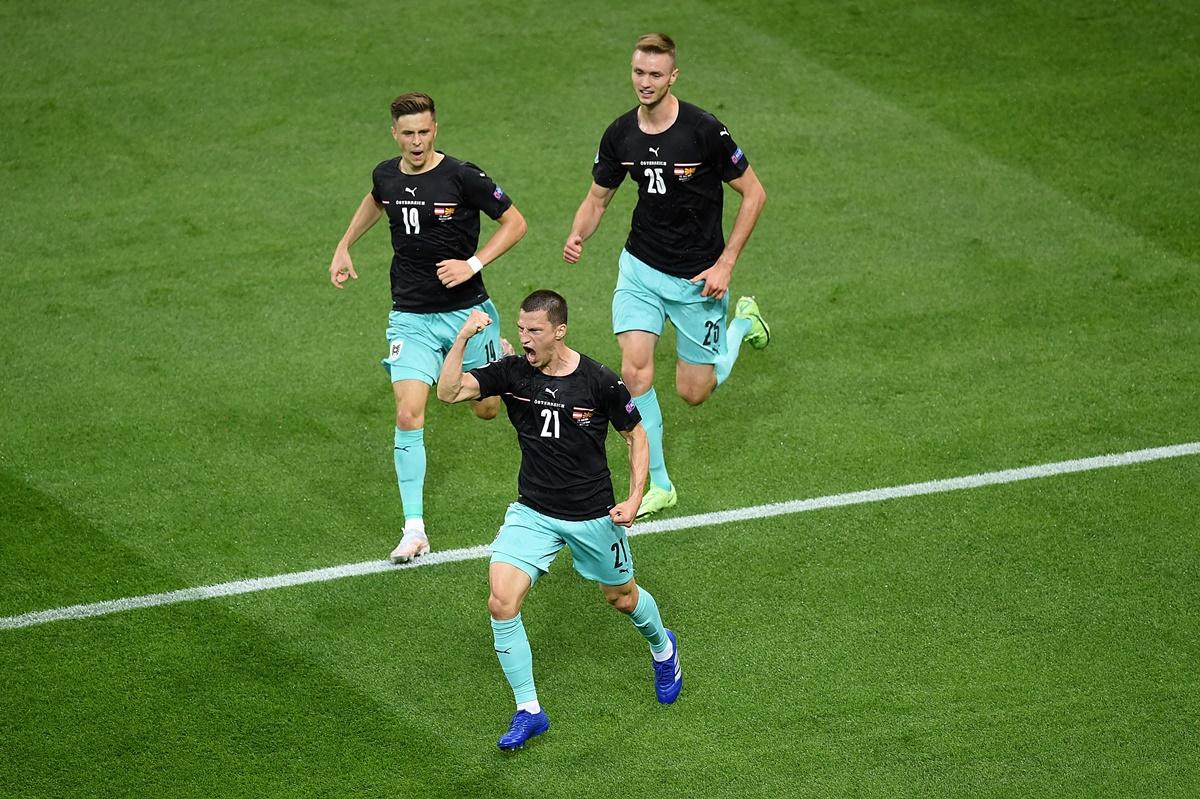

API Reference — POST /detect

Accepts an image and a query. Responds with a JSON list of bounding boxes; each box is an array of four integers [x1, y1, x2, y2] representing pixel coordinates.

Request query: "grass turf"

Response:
[[1, 0, 1197, 796]]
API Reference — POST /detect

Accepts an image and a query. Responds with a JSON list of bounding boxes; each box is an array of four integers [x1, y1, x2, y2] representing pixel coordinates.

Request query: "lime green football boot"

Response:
[[734, 296, 771, 350], [636, 484, 678, 518]]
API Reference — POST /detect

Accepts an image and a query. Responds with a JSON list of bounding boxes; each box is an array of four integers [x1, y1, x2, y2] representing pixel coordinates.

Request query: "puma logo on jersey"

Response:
[[648, 147, 660, 156], [543, 387, 559, 398], [404, 187, 417, 196], [719, 128, 730, 137]]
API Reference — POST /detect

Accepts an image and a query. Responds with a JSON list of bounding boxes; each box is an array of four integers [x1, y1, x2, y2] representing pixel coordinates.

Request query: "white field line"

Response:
[[3, 442, 1197, 631]]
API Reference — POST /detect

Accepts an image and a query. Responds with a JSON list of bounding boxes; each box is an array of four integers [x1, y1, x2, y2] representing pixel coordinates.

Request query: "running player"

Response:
[[330, 92, 527, 562], [563, 33, 770, 518], [437, 289, 682, 751]]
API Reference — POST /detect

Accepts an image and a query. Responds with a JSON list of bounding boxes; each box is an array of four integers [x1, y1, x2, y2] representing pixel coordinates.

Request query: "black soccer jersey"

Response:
[[469, 353, 642, 521], [592, 101, 749, 279], [370, 153, 513, 313]]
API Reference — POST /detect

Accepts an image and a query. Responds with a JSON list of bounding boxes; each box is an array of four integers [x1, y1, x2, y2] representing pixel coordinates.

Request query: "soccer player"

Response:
[[437, 290, 683, 751], [563, 33, 770, 519], [329, 92, 527, 563]]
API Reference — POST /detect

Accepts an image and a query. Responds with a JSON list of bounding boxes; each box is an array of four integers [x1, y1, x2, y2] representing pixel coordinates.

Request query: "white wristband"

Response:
[[467, 255, 484, 274]]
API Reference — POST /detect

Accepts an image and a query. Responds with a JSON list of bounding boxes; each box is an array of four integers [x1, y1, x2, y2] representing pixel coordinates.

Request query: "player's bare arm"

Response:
[[691, 166, 767, 299], [563, 183, 618, 264], [610, 423, 649, 527], [329, 192, 384, 288], [437, 205, 528, 288], [436, 310, 492, 403]]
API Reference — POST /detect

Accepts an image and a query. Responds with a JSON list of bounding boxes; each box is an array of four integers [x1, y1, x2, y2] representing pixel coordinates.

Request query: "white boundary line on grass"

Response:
[[3, 441, 1198, 631]]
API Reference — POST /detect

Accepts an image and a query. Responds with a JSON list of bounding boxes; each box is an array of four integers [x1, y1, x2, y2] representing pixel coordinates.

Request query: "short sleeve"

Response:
[[591, 120, 627, 189], [703, 113, 749, 183], [369, 163, 385, 203], [468, 356, 514, 399], [601, 370, 641, 432], [459, 161, 514, 220]]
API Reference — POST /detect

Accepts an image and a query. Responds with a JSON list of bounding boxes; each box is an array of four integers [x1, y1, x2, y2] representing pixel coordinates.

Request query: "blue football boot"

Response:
[[497, 709, 550, 751], [653, 629, 683, 704]]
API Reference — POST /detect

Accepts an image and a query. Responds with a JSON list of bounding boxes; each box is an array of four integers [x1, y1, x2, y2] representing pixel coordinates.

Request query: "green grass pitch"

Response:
[[2, 1, 1198, 796]]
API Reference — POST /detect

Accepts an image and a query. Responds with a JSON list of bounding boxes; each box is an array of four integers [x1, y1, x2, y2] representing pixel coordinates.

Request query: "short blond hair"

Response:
[[634, 33, 676, 61], [390, 92, 436, 121]]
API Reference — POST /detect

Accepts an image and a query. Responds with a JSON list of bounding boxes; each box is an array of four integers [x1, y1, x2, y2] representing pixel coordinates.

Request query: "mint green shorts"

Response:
[[612, 249, 730, 366], [490, 502, 636, 586], [380, 299, 503, 384]]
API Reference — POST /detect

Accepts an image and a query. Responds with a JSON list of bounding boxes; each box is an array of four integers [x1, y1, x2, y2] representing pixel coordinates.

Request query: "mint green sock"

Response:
[[715, 317, 752, 386], [393, 427, 425, 521], [491, 613, 537, 704], [632, 389, 671, 491], [629, 587, 669, 654]]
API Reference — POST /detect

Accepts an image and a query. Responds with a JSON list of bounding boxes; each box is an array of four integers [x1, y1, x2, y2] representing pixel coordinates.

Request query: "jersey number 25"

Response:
[[644, 168, 667, 194]]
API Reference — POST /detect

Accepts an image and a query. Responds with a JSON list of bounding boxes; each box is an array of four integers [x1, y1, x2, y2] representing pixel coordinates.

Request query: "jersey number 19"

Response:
[[400, 207, 420, 235]]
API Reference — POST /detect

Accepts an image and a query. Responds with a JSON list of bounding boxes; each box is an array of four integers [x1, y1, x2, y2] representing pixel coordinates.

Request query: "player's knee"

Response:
[[606, 590, 638, 615], [621, 363, 654, 396], [395, 407, 424, 430], [677, 381, 714, 406], [488, 592, 520, 620]]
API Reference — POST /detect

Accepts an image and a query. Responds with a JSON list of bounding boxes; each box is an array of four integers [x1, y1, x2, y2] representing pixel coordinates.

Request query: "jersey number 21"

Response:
[[539, 408, 560, 438]]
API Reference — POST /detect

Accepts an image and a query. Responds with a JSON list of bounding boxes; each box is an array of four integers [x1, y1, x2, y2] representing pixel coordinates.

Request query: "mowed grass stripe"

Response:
[[4, 441, 1196, 631]]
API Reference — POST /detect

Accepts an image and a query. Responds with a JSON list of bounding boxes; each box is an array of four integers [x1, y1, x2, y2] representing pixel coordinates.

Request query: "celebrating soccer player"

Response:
[[329, 92, 527, 563], [437, 290, 683, 751], [563, 33, 770, 518]]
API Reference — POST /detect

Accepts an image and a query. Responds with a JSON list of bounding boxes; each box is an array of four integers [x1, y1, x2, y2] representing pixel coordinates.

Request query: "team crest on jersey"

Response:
[[572, 407, 594, 426], [433, 203, 456, 221], [674, 163, 699, 182]]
